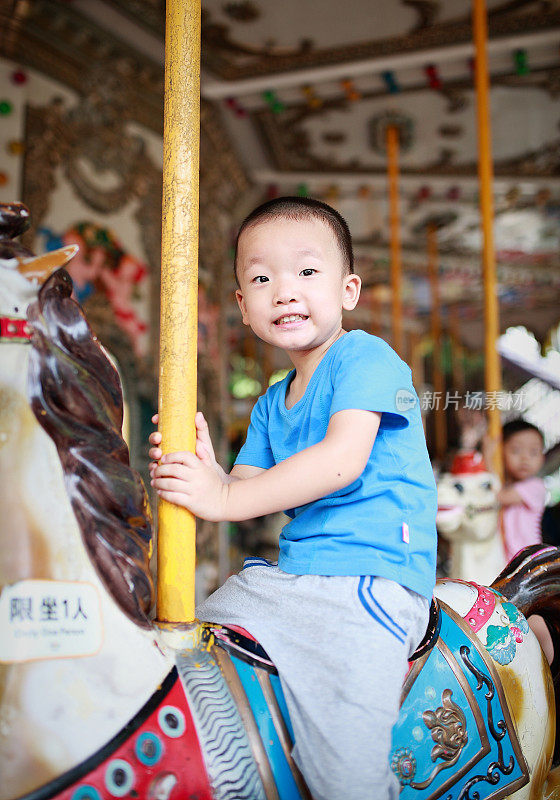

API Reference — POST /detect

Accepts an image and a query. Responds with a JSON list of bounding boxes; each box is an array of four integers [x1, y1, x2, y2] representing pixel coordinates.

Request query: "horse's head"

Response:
[[0, 202, 154, 628], [0, 202, 78, 321], [436, 451, 500, 542]]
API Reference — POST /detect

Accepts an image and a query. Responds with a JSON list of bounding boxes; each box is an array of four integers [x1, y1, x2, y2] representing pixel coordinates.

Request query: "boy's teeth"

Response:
[[277, 314, 305, 323]]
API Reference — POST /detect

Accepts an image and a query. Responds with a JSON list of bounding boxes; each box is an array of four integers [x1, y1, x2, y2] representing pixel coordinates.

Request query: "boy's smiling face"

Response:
[[235, 217, 361, 356]]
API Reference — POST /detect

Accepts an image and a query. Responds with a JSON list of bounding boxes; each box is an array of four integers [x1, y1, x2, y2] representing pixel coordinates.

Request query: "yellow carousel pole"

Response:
[[427, 223, 447, 463], [473, 0, 503, 477], [157, 0, 201, 624], [386, 125, 404, 356]]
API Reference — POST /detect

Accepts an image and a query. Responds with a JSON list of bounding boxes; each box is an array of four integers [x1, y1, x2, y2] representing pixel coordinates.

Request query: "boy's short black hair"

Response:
[[234, 196, 354, 284], [502, 419, 545, 445]]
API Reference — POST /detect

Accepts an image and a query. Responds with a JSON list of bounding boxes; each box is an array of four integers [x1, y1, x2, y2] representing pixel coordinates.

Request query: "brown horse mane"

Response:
[[27, 268, 154, 628]]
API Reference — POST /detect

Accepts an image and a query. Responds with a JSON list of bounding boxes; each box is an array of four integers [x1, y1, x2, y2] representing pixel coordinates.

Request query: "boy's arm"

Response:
[[230, 464, 266, 481], [153, 409, 381, 522]]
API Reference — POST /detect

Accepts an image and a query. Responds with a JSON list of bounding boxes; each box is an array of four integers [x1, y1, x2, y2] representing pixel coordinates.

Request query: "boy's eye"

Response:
[[252, 275, 269, 284], [300, 268, 316, 277]]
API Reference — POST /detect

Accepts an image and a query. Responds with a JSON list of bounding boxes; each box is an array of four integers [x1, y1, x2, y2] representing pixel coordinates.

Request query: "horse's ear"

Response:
[[17, 245, 79, 282]]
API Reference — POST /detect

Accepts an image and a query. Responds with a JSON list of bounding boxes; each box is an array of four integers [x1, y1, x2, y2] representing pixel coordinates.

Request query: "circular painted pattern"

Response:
[[135, 731, 164, 766], [71, 787, 102, 800], [105, 759, 135, 797], [158, 704, 186, 738]]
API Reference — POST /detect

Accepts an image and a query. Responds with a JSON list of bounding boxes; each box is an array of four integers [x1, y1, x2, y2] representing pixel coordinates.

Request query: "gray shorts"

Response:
[[196, 561, 429, 800]]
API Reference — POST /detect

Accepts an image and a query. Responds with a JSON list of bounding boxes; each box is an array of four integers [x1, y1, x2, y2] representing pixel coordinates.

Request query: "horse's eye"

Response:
[[453, 482, 465, 493]]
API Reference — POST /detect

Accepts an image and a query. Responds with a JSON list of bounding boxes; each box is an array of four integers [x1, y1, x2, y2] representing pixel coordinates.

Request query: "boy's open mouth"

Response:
[[274, 314, 308, 325]]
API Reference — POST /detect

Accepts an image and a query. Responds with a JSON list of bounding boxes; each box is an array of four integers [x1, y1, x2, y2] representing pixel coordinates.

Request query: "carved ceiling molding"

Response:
[[254, 67, 560, 176], [0, 3, 165, 135], [20, 88, 248, 339], [103, 0, 165, 38], [200, 6, 560, 80]]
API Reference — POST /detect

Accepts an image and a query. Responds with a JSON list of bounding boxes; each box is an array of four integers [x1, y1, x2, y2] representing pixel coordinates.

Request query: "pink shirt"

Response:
[[502, 477, 546, 561]]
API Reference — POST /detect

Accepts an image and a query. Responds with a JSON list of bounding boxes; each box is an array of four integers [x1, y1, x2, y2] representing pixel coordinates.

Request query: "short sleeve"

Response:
[[329, 335, 414, 430], [234, 393, 276, 469], [515, 478, 547, 512]]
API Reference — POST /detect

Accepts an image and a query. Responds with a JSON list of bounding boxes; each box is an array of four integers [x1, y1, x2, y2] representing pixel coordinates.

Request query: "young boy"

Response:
[[150, 197, 437, 800]]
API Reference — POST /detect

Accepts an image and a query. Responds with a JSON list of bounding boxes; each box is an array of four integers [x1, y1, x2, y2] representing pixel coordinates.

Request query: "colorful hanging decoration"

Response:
[[11, 69, 28, 85], [424, 64, 442, 90], [325, 184, 339, 203], [416, 185, 431, 202], [535, 188, 551, 206], [369, 111, 414, 155], [446, 186, 460, 201], [358, 185, 372, 199], [0, 100, 13, 116], [381, 71, 400, 94], [7, 140, 24, 156], [514, 49, 529, 76], [0, 172, 8, 187], [224, 97, 247, 117], [262, 89, 284, 114], [341, 79, 361, 102], [505, 186, 520, 207], [301, 85, 323, 109], [296, 183, 309, 197], [266, 184, 279, 200]]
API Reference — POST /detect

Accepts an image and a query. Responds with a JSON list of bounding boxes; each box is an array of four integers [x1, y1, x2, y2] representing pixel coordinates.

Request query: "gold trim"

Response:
[[415, 638, 491, 798], [255, 670, 313, 800], [213, 646, 280, 800]]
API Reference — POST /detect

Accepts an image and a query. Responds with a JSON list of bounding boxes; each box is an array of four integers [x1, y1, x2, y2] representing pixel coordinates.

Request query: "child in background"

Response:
[[499, 419, 546, 562], [492, 419, 553, 664], [150, 197, 437, 800]]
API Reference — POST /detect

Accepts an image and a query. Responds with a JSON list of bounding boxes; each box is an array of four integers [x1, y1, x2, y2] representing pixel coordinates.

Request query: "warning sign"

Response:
[[0, 579, 103, 662]]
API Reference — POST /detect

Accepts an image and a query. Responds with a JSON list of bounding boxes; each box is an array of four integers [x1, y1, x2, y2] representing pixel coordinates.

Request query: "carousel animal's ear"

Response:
[[17, 244, 79, 283]]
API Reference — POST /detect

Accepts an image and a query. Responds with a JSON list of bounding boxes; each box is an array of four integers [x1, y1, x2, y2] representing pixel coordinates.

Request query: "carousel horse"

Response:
[[2, 202, 560, 800], [437, 450, 507, 587]]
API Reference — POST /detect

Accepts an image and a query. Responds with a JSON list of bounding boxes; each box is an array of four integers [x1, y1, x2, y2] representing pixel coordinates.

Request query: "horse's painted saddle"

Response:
[[390, 599, 529, 799]]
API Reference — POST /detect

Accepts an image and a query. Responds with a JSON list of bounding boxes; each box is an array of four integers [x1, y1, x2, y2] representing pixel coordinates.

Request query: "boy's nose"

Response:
[[274, 281, 298, 304], [275, 292, 297, 304]]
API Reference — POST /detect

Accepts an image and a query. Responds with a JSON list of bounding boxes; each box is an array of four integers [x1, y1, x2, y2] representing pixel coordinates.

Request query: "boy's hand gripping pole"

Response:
[[157, 0, 201, 624]]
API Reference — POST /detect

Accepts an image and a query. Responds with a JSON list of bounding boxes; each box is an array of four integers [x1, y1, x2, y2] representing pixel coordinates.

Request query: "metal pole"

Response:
[[157, 0, 201, 623], [427, 223, 447, 463], [473, 0, 503, 478], [386, 125, 403, 356]]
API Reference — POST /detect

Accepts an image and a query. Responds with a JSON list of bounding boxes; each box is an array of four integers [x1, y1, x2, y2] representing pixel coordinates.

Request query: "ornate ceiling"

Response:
[[2, 0, 559, 338]]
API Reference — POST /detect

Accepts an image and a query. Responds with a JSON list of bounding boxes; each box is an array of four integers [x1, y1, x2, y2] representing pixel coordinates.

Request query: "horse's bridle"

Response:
[[0, 316, 32, 342]]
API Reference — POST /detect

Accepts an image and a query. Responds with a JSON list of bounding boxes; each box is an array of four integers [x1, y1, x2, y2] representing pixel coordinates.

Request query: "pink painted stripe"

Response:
[[463, 583, 496, 633]]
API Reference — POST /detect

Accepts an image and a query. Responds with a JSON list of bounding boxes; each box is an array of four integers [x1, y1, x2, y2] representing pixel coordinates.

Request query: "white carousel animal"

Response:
[[0, 205, 174, 798], [437, 450, 507, 586]]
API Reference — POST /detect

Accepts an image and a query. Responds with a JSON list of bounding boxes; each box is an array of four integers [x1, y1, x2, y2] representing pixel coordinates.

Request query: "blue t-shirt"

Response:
[[235, 330, 437, 600]]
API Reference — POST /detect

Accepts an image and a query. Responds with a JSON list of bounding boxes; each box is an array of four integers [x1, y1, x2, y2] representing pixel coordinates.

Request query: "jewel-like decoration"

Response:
[[391, 747, 417, 785]]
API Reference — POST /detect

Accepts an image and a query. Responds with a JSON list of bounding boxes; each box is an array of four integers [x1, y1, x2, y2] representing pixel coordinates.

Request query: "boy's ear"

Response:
[[342, 274, 362, 311], [235, 289, 250, 326]]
